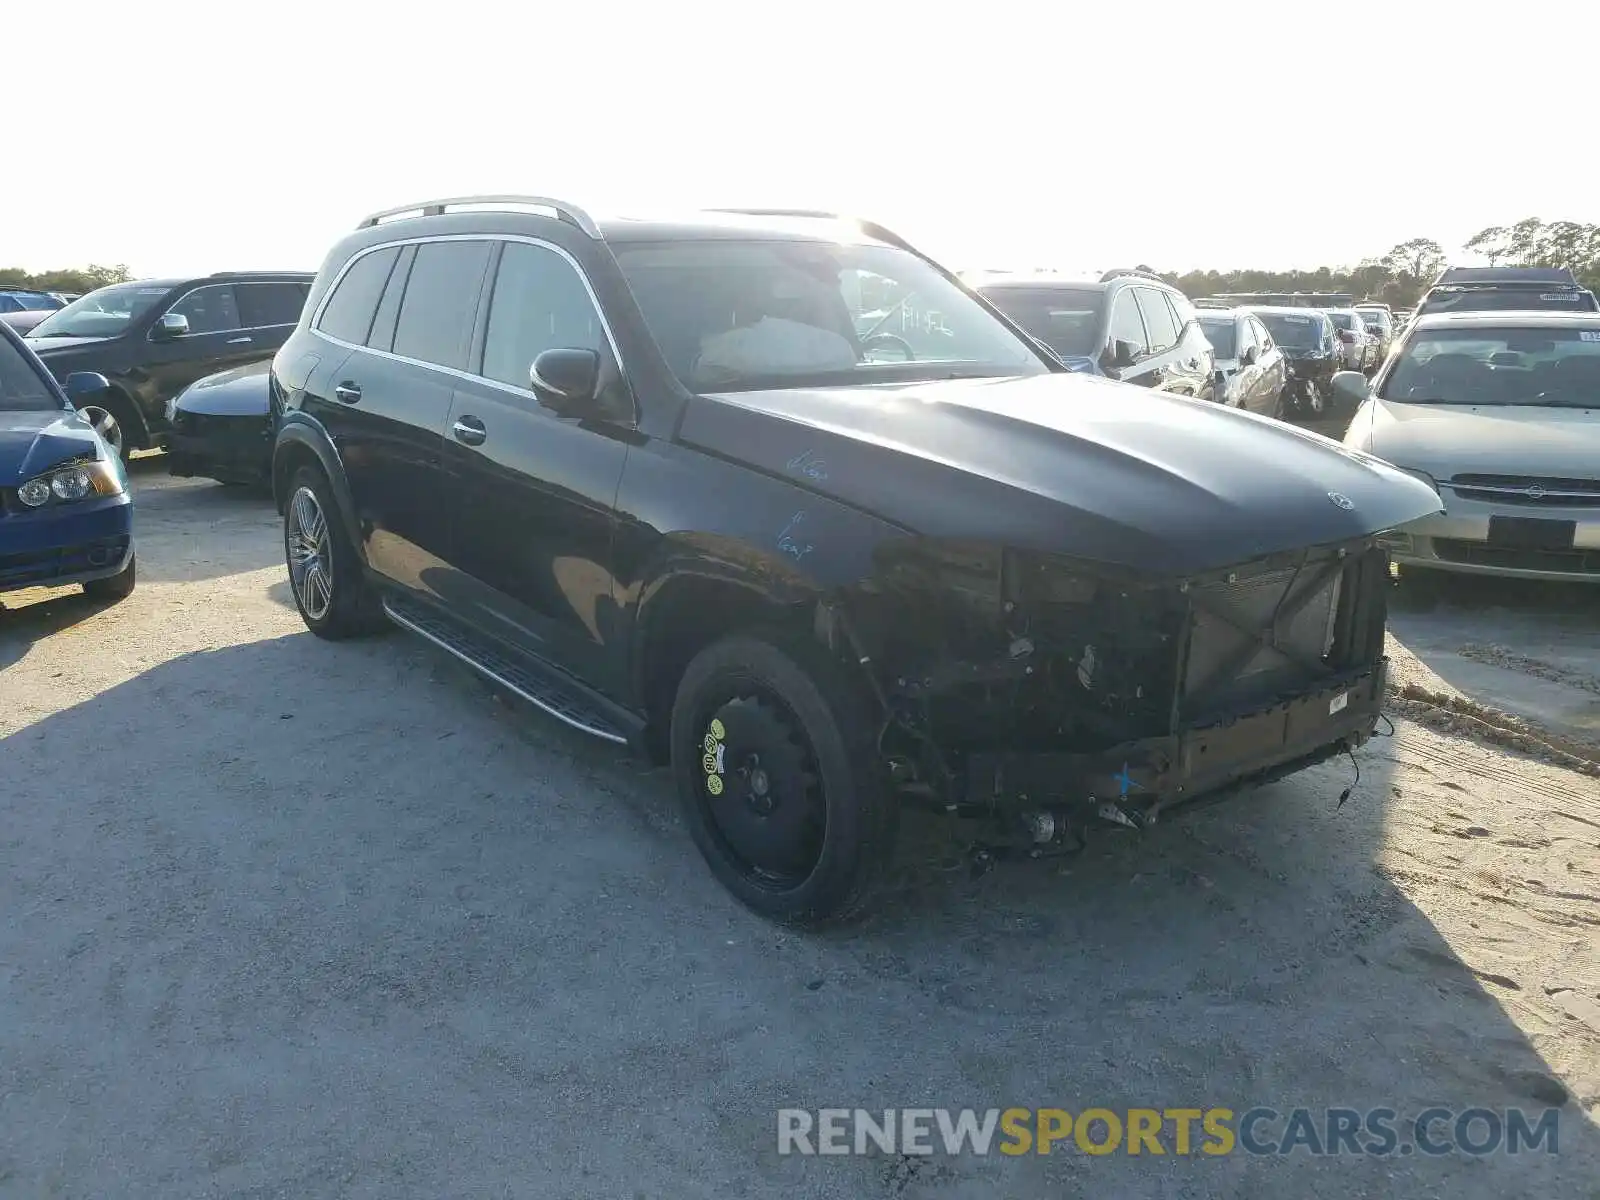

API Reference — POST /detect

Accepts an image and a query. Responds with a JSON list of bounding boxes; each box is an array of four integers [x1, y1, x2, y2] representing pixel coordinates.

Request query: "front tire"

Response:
[[670, 629, 896, 925], [283, 466, 386, 639], [83, 552, 136, 603]]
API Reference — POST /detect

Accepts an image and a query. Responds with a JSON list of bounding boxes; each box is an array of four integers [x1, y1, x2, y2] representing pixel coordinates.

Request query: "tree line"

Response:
[[0, 263, 132, 294], [7, 217, 1598, 309], [1168, 218, 1600, 309]]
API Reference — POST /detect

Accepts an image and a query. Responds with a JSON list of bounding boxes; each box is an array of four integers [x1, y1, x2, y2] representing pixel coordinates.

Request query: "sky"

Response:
[[5, 0, 1595, 279]]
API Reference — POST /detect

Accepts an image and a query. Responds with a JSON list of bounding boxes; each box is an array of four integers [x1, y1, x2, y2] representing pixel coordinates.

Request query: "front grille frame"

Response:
[[1176, 542, 1389, 724], [1444, 473, 1600, 509]]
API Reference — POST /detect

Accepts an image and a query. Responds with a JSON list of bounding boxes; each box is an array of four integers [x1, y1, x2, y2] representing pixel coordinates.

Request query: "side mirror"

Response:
[[1330, 370, 1370, 410], [1110, 338, 1140, 369], [529, 347, 601, 416], [152, 312, 190, 341], [63, 371, 111, 402], [1240, 345, 1258, 367]]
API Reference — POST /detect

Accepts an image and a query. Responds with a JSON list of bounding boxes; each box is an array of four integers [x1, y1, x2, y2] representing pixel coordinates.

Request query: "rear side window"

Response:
[[236, 282, 310, 328], [391, 240, 493, 370], [481, 242, 605, 389], [1134, 288, 1180, 352], [317, 247, 399, 345]]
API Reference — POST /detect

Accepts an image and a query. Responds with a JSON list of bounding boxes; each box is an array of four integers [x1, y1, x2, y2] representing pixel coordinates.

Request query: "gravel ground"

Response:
[[2, 458, 1598, 1199]]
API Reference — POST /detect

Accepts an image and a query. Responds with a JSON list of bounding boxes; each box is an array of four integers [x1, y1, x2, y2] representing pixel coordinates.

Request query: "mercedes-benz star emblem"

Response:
[[1328, 492, 1354, 510]]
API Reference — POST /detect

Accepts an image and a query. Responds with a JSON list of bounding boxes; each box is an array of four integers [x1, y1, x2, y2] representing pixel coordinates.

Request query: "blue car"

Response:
[[1, 321, 135, 603]]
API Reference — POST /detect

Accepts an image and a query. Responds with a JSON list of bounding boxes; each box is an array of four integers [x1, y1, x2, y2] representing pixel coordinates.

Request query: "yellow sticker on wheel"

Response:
[[703, 719, 727, 796]]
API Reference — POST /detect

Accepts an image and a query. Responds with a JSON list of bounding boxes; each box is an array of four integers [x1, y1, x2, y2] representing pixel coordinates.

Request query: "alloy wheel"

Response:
[[286, 485, 334, 621]]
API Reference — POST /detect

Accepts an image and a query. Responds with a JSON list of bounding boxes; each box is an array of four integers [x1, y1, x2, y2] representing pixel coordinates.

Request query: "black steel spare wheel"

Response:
[[670, 630, 897, 925], [698, 695, 824, 887]]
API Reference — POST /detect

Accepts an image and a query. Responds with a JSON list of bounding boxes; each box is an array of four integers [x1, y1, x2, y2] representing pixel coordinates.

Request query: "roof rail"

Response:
[[703, 208, 921, 257], [207, 270, 315, 278], [1098, 266, 1168, 285], [357, 195, 602, 239]]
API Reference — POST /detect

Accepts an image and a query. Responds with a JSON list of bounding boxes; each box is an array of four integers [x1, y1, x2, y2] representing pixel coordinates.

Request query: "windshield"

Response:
[[611, 239, 1049, 392], [1326, 311, 1359, 332], [1256, 311, 1325, 350], [1197, 317, 1236, 358], [978, 286, 1104, 358], [27, 282, 170, 339], [1380, 325, 1600, 408], [1418, 288, 1600, 316], [0, 335, 63, 411]]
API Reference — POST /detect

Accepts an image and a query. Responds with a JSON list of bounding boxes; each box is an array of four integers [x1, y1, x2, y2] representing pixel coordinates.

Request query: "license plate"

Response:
[[1329, 690, 1349, 715], [1487, 516, 1576, 550]]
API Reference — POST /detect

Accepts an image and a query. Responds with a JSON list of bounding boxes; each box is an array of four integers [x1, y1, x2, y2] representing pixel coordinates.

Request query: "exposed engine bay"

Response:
[[820, 536, 1392, 850]]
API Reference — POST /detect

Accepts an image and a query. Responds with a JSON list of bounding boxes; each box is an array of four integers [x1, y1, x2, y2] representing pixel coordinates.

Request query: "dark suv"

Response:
[[1416, 266, 1600, 317], [976, 270, 1216, 399], [25, 271, 313, 458], [273, 197, 1438, 924]]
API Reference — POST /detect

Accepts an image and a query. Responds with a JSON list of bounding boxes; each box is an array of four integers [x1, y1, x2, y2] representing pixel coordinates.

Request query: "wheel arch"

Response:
[[628, 552, 828, 762], [89, 383, 151, 451], [272, 416, 365, 567]]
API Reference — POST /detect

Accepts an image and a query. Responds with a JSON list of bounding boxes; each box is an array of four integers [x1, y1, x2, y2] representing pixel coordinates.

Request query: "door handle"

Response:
[[334, 382, 362, 404], [226, 336, 253, 345], [452, 416, 487, 446]]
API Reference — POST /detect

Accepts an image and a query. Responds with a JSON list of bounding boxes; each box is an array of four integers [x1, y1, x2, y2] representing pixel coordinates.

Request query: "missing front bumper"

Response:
[[963, 660, 1386, 820]]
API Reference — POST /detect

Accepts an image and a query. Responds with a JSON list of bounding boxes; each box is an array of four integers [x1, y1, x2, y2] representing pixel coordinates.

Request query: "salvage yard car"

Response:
[[1195, 306, 1288, 415], [25, 271, 312, 460], [0, 322, 135, 603], [1248, 306, 1342, 416], [165, 361, 273, 487], [976, 269, 1217, 399], [1338, 310, 1600, 584], [1415, 265, 1600, 317], [272, 197, 1441, 924]]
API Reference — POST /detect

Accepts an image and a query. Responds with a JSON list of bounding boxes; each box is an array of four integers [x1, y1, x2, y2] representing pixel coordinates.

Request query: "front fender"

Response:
[[273, 414, 365, 567], [613, 439, 913, 704]]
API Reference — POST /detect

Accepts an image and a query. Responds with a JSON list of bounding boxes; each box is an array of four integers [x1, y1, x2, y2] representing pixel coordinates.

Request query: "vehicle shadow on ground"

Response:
[[3, 633, 1591, 1196]]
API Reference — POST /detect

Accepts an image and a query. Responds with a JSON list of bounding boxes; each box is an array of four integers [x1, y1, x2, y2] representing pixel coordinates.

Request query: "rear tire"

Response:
[[283, 466, 387, 639], [670, 629, 896, 926], [83, 552, 136, 603]]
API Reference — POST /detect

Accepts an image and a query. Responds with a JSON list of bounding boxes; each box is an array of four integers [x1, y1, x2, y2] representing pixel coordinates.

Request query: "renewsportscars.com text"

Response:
[[777, 1106, 1561, 1157]]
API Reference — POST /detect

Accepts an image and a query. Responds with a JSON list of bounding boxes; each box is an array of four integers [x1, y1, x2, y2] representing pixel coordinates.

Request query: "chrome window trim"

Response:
[[309, 233, 631, 408], [149, 282, 300, 341]]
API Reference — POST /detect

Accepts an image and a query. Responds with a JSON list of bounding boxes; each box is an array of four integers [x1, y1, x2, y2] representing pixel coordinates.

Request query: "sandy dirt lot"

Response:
[[2, 458, 1597, 1198]]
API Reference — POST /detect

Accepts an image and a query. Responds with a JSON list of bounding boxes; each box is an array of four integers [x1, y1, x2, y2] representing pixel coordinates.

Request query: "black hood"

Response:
[[0, 408, 104, 485], [683, 372, 1441, 576], [174, 360, 271, 417]]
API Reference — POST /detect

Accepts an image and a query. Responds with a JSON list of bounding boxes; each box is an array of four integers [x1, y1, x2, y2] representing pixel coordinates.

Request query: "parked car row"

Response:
[[5, 202, 1592, 924]]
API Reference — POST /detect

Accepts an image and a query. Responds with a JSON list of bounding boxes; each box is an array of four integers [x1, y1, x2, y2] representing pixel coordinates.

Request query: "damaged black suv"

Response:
[[273, 197, 1441, 924]]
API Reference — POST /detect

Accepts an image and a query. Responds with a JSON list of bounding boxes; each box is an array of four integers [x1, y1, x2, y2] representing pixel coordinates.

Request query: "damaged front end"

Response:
[[824, 536, 1392, 853]]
